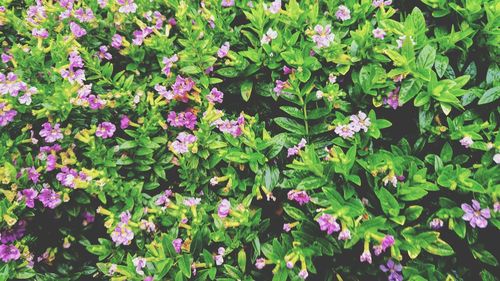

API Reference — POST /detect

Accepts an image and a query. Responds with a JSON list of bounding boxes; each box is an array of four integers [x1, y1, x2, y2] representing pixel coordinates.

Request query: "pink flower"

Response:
[[372, 28, 386, 39], [373, 0, 392, 8], [334, 124, 354, 139], [97, 46, 112, 60], [111, 34, 123, 49], [335, 5, 351, 21], [298, 269, 309, 280], [217, 199, 231, 218], [96, 122, 116, 138], [183, 197, 201, 207], [360, 250, 372, 264], [317, 213, 340, 234], [274, 80, 289, 96], [221, 0, 235, 7], [133, 257, 147, 275], [117, 0, 137, 14], [18, 188, 38, 208], [70, 22, 87, 38], [260, 28, 278, 45], [494, 154, 500, 164], [208, 87, 224, 104], [217, 42, 230, 58], [32, 28, 49, 39], [287, 190, 310, 205], [349, 111, 371, 132], [38, 187, 61, 209], [39, 122, 64, 143], [338, 229, 351, 240], [120, 115, 130, 129], [283, 223, 292, 232], [111, 223, 134, 246], [171, 132, 197, 154], [162, 54, 179, 76], [266, 0, 281, 14], [255, 258, 266, 269], [462, 199, 490, 228], [384, 87, 401, 109], [460, 136, 474, 148], [172, 238, 182, 253], [312, 24, 334, 48]]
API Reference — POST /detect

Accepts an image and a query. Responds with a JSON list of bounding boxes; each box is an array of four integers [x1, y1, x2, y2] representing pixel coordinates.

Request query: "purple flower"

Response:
[[56, 167, 88, 188], [0, 244, 20, 262], [217, 199, 231, 218], [429, 218, 443, 230], [39, 122, 64, 143], [0, 103, 17, 127], [381, 235, 395, 251], [162, 54, 179, 76], [117, 0, 138, 14], [167, 111, 197, 130], [461, 199, 490, 228], [83, 211, 95, 225], [283, 66, 294, 75], [266, 0, 281, 14], [120, 115, 130, 129], [217, 42, 230, 58], [283, 223, 292, 232], [373, 28, 386, 39], [360, 250, 372, 264], [338, 229, 351, 241], [183, 197, 201, 207], [312, 24, 335, 48], [335, 5, 351, 21], [171, 75, 195, 102], [133, 257, 147, 275], [287, 190, 310, 205], [171, 132, 197, 154], [32, 28, 49, 39], [0, 221, 26, 243], [317, 213, 340, 234], [38, 187, 61, 209], [208, 88, 224, 104], [111, 222, 134, 246], [111, 34, 123, 49], [144, 277, 153, 281], [96, 122, 116, 138], [494, 202, 500, 213], [380, 259, 403, 281], [18, 188, 38, 208], [98, 46, 112, 60], [255, 257, 266, 269], [384, 87, 401, 109], [459, 136, 474, 149], [155, 190, 173, 207], [70, 22, 87, 38], [298, 269, 309, 280], [274, 80, 289, 96], [335, 124, 355, 139], [221, 0, 235, 7], [373, 0, 393, 7], [172, 238, 182, 253], [74, 8, 95, 22], [1, 53, 12, 63]]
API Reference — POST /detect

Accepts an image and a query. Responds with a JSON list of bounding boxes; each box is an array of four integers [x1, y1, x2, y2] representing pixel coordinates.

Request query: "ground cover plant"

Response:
[[0, 0, 499, 280]]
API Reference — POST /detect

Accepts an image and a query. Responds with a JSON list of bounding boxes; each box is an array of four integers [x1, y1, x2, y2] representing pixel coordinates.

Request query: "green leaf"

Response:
[[478, 86, 500, 105], [238, 249, 247, 273], [423, 238, 454, 256], [274, 117, 306, 135], [240, 80, 253, 102], [417, 45, 436, 69], [434, 55, 449, 78], [178, 255, 192, 278], [376, 188, 400, 217], [404, 205, 423, 221]]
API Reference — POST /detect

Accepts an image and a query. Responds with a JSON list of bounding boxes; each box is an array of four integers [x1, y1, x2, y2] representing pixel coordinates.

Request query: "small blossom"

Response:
[[70, 22, 87, 38], [494, 202, 500, 213], [95, 122, 116, 138], [208, 87, 224, 104], [298, 269, 309, 279], [183, 197, 201, 207], [218, 199, 231, 218], [108, 264, 117, 275], [117, 0, 138, 14], [350, 111, 371, 132], [32, 28, 49, 39], [18, 188, 38, 208], [111, 223, 134, 246], [171, 132, 197, 154], [373, 0, 393, 8], [265, 0, 281, 14], [0, 244, 20, 262], [97, 46, 112, 60], [381, 235, 395, 251], [217, 42, 230, 58], [493, 153, 500, 164], [335, 124, 355, 139], [317, 213, 340, 234], [255, 257, 266, 269], [162, 54, 179, 76], [373, 28, 386, 39], [360, 250, 372, 264], [312, 24, 335, 48], [380, 259, 403, 281], [338, 229, 351, 240], [38, 187, 61, 209], [120, 115, 130, 129], [462, 199, 490, 228], [283, 223, 292, 232], [39, 122, 64, 143], [221, 0, 235, 7], [396, 35, 415, 49], [172, 238, 182, 253], [384, 87, 401, 109], [261, 28, 278, 45], [335, 5, 351, 21], [133, 257, 147, 275], [111, 34, 123, 49], [460, 136, 474, 149], [287, 190, 310, 205], [429, 218, 444, 230]]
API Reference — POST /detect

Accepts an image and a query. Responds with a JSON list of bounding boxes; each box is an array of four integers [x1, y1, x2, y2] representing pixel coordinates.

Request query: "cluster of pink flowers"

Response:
[[37, 186, 62, 209], [39, 122, 64, 143], [317, 213, 340, 235], [335, 5, 351, 21], [274, 80, 290, 96], [171, 132, 197, 154], [74, 84, 106, 110], [111, 211, 134, 246], [167, 111, 197, 130], [217, 199, 231, 218], [287, 190, 310, 205], [56, 167, 89, 188], [0, 72, 27, 97], [334, 111, 371, 139], [287, 138, 307, 157], [373, 235, 395, 255]]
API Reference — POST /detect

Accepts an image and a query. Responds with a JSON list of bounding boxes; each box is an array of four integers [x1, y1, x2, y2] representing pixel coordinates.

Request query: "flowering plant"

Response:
[[0, 0, 499, 280]]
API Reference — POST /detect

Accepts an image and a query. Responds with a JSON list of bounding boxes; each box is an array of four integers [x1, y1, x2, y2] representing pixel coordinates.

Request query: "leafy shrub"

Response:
[[0, 0, 499, 280]]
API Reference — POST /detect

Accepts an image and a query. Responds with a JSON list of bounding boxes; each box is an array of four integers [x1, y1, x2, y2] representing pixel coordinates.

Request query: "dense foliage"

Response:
[[0, 0, 499, 280]]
